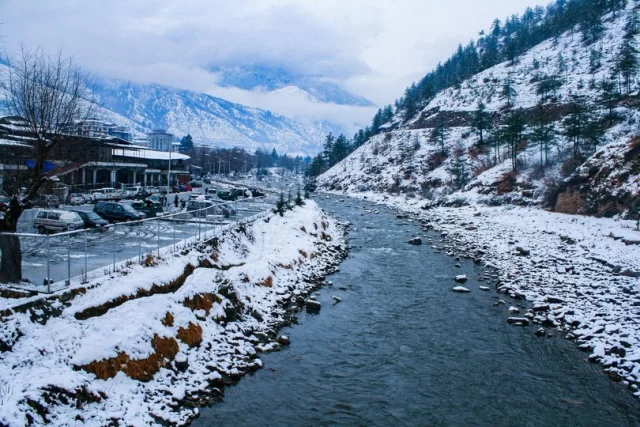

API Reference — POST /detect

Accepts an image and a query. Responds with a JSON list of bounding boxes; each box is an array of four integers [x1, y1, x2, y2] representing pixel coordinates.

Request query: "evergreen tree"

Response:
[[582, 112, 605, 153], [447, 155, 470, 190], [472, 102, 492, 145], [617, 38, 638, 94], [562, 96, 588, 158], [307, 154, 326, 177], [179, 134, 194, 152], [501, 75, 517, 107], [599, 77, 620, 121], [531, 103, 556, 168], [322, 133, 335, 167], [429, 123, 449, 155], [504, 108, 526, 172]]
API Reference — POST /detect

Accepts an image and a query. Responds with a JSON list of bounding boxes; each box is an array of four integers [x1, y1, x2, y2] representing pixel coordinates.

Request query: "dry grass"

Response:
[[81, 334, 179, 382], [298, 249, 308, 258], [320, 231, 333, 242], [143, 254, 157, 267], [210, 251, 219, 262], [276, 263, 293, 270], [300, 226, 307, 233], [555, 190, 585, 214], [261, 276, 274, 287], [177, 322, 203, 348], [161, 312, 174, 327], [183, 293, 221, 315], [496, 171, 518, 195]]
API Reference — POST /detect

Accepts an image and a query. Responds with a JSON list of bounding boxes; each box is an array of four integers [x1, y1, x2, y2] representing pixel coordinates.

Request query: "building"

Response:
[[147, 130, 174, 152], [0, 116, 191, 195], [73, 119, 132, 142]]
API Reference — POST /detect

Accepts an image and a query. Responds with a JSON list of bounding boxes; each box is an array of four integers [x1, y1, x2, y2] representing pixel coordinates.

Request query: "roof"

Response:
[[0, 138, 31, 148], [111, 147, 190, 161]]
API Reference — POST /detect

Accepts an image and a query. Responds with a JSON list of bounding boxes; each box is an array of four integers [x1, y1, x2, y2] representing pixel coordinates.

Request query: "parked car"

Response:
[[216, 190, 236, 201], [231, 188, 248, 198], [189, 181, 203, 188], [189, 194, 214, 202], [34, 195, 60, 208], [33, 209, 84, 234], [249, 188, 265, 198], [100, 187, 124, 200], [122, 199, 163, 218], [71, 209, 108, 229], [148, 195, 165, 205], [205, 187, 218, 195], [146, 187, 161, 195], [124, 186, 150, 199], [186, 200, 234, 217], [68, 193, 86, 205], [94, 201, 146, 222], [185, 184, 193, 191], [88, 189, 107, 203]]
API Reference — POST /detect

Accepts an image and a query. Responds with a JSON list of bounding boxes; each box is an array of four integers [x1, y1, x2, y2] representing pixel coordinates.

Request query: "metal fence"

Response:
[[0, 195, 277, 294]]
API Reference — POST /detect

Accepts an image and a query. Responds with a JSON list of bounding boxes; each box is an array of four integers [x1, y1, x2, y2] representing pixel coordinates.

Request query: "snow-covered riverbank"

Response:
[[323, 191, 640, 397], [0, 200, 347, 426]]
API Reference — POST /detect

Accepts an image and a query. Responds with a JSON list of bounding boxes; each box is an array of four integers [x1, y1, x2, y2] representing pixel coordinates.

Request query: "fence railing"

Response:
[[0, 195, 276, 294]]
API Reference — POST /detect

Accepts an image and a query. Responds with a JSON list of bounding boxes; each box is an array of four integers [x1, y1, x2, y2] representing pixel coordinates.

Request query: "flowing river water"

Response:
[[194, 196, 640, 426]]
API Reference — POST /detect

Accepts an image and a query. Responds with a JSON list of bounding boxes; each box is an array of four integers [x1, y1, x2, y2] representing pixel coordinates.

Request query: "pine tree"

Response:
[[472, 102, 492, 145], [531, 103, 556, 168], [179, 134, 193, 152], [599, 77, 620, 121], [504, 108, 526, 172], [582, 112, 605, 153], [501, 75, 517, 107], [617, 38, 638, 94], [322, 133, 335, 167], [429, 123, 449, 155]]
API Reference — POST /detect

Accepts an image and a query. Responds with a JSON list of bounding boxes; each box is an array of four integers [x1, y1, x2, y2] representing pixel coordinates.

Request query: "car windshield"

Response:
[[122, 204, 137, 213], [86, 212, 102, 220]]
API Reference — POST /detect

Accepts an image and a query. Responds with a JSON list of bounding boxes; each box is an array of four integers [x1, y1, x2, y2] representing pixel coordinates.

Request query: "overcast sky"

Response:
[[1, 0, 548, 130]]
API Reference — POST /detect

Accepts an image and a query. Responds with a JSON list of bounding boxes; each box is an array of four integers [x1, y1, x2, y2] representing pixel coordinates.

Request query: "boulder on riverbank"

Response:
[[507, 317, 531, 326], [452, 286, 470, 293]]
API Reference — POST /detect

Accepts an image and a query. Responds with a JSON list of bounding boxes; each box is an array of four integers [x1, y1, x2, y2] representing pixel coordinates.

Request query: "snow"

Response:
[[0, 200, 346, 426]]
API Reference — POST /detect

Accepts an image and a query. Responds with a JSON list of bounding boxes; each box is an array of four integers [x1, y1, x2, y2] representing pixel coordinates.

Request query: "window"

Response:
[[37, 211, 46, 219]]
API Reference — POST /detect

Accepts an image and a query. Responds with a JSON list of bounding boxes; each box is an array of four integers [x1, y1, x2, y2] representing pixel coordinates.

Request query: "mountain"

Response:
[[211, 64, 374, 107], [92, 78, 332, 155], [318, 0, 640, 219]]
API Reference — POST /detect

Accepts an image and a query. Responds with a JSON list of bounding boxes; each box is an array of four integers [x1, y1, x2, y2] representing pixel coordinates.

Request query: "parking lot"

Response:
[[7, 184, 275, 292]]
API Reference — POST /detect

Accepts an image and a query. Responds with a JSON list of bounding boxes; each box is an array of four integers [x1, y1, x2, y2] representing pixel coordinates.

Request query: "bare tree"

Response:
[[0, 47, 95, 283]]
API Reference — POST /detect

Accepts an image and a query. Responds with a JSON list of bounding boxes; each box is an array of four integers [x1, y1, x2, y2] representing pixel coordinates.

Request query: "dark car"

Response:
[[216, 190, 236, 201], [71, 209, 108, 229], [94, 201, 146, 222], [231, 188, 247, 198], [123, 199, 163, 218]]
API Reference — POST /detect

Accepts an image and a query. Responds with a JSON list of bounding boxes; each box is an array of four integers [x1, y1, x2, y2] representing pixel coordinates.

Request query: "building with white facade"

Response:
[[147, 130, 174, 152]]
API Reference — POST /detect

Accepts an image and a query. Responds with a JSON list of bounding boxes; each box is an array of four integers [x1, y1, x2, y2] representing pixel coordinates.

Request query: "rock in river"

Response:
[[305, 300, 322, 313], [408, 237, 423, 245], [454, 275, 468, 283], [452, 286, 470, 293], [507, 317, 531, 326]]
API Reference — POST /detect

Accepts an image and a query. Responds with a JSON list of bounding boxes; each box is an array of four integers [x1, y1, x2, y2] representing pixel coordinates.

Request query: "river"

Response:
[[194, 195, 640, 426]]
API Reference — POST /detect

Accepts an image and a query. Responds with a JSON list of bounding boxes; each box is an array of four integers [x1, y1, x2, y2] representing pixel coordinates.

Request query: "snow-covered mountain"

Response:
[[92, 78, 332, 155], [211, 64, 373, 107], [319, 1, 640, 218]]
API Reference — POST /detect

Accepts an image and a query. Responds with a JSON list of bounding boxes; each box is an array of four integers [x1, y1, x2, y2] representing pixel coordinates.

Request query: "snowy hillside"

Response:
[[320, 1, 640, 218], [93, 78, 331, 155]]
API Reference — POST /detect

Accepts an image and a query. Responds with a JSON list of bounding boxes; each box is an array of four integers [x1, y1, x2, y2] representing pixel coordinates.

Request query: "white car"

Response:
[[88, 189, 107, 203], [33, 209, 85, 234], [68, 193, 86, 205]]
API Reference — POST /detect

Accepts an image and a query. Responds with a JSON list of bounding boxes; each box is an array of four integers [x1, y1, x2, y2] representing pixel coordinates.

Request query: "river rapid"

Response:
[[194, 195, 640, 427]]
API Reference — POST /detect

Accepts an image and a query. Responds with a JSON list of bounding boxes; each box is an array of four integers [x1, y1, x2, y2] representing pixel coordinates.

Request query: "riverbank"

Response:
[[322, 190, 640, 397], [0, 200, 347, 426]]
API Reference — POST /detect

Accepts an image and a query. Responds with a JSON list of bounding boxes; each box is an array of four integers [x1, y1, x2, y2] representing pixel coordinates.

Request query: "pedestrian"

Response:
[[162, 195, 167, 207], [180, 199, 186, 209], [9, 195, 20, 220], [174, 195, 179, 208]]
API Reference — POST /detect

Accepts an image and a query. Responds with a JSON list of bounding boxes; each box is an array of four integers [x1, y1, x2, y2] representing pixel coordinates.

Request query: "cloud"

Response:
[[0, 0, 549, 132]]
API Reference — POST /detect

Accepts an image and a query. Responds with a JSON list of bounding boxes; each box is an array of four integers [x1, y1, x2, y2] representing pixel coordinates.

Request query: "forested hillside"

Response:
[[315, 0, 640, 218]]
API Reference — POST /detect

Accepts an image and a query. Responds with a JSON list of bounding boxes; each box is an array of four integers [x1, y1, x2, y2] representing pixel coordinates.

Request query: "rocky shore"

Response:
[[0, 200, 348, 426], [326, 191, 640, 399]]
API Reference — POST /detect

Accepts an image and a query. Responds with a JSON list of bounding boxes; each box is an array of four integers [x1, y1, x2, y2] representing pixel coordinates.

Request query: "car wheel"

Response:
[[37, 226, 46, 234], [62, 228, 68, 233]]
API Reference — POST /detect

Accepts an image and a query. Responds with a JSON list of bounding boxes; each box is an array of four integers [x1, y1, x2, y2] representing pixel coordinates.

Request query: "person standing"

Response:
[[174, 194, 179, 208]]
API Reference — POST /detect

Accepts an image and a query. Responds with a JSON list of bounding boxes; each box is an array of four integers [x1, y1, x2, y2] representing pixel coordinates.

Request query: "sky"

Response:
[[1, 0, 548, 131]]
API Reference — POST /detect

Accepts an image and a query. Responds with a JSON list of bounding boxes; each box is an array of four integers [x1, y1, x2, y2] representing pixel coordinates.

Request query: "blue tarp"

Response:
[[25, 160, 57, 173]]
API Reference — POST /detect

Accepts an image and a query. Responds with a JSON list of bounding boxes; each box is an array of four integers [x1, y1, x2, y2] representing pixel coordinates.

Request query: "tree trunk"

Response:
[[0, 234, 22, 284]]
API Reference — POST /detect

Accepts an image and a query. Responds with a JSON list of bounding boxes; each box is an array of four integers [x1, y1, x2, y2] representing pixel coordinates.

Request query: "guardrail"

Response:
[[0, 194, 276, 294]]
